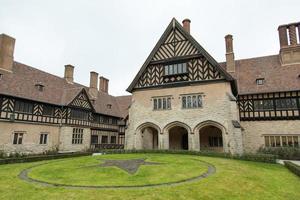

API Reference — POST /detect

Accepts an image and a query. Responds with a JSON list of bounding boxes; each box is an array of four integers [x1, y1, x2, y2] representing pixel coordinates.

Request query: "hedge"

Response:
[[284, 161, 300, 177], [258, 147, 300, 160], [94, 149, 278, 163], [0, 149, 279, 165], [0, 152, 92, 165]]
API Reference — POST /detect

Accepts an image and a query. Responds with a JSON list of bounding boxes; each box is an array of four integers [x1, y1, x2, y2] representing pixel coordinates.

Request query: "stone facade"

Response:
[[59, 126, 91, 152], [0, 121, 60, 154], [125, 82, 244, 154], [241, 121, 300, 153], [0, 121, 94, 154]]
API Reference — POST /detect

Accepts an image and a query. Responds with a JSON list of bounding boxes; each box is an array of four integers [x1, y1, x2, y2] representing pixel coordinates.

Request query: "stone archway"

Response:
[[194, 120, 226, 152], [169, 126, 188, 150], [136, 122, 160, 150], [199, 125, 223, 152], [141, 127, 158, 149], [163, 121, 192, 150]]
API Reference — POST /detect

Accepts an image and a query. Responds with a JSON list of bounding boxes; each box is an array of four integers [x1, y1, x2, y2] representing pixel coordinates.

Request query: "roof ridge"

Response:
[[14, 61, 86, 88]]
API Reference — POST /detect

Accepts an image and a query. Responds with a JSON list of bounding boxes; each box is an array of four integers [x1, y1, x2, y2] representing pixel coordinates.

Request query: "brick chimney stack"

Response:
[[182, 19, 191, 34], [278, 22, 300, 65], [64, 65, 74, 83], [89, 71, 98, 98], [225, 34, 235, 73], [99, 76, 109, 93], [0, 34, 15, 72]]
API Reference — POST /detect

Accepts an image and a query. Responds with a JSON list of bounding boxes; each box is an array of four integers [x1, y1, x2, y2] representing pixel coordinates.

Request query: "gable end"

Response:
[[127, 18, 237, 94]]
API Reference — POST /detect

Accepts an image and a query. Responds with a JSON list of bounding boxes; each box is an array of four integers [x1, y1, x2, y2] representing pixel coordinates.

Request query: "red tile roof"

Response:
[[220, 55, 300, 94], [0, 62, 130, 118], [1, 53, 299, 119]]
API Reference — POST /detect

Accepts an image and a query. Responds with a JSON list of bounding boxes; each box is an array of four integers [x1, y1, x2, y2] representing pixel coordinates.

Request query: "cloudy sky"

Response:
[[0, 0, 299, 96]]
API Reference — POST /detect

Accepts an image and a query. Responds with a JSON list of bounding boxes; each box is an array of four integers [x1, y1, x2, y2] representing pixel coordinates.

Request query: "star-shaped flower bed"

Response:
[[97, 158, 162, 174]]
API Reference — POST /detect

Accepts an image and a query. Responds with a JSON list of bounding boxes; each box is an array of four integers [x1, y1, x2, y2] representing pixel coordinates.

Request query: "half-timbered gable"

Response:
[[151, 22, 199, 61], [127, 18, 236, 94], [68, 89, 94, 111]]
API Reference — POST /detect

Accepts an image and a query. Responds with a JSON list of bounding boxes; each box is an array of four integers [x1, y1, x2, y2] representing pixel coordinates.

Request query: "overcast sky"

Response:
[[0, 0, 299, 96]]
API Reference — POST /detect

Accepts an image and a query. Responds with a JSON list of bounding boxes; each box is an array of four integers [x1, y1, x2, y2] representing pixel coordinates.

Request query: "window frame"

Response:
[[43, 105, 54, 116], [275, 98, 298, 110], [72, 128, 84, 144], [181, 94, 203, 109], [253, 99, 274, 111], [163, 62, 188, 76], [256, 78, 265, 85], [110, 136, 117, 144], [14, 100, 33, 114], [39, 133, 48, 145], [13, 132, 24, 145], [101, 135, 108, 144], [70, 109, 90, 121], [264, 135, 300, 147], [91, 135, 99, 144], [152, 96, 172, 111]]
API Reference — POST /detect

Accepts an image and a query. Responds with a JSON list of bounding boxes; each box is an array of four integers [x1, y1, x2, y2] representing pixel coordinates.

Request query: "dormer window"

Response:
[[164, 63, 187, 76], [256, 78, 264, 85], [35, 83, 45, 91], [0, 73, 3, 80], [107, 104, 112, 109]]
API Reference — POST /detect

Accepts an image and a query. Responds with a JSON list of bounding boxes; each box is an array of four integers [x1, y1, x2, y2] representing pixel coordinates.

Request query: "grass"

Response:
[[0, 153, 299, 200], [28, 154, 208, 186]]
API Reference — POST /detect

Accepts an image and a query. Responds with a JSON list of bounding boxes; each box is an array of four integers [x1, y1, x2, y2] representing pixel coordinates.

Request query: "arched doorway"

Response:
[[141, 127, 158, 149], [199, 125, 223, 152], [169, 126, 189, 150]]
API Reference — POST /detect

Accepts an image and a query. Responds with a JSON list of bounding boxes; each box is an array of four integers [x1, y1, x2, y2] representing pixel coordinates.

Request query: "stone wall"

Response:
[[0, 121, 93, 154], [241, 120, 300, 153], [59, 126, 91, 152], [0, 121, 60, 154], [125, 82, 244, 154]]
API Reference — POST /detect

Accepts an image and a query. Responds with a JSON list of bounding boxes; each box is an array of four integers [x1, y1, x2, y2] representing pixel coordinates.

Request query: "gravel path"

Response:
[[18, 159, 216, 190]]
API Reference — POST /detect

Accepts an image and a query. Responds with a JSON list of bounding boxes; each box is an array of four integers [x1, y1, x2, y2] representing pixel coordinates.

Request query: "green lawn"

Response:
[[0, 153, 299, 200], [28, 154, 208, 186]]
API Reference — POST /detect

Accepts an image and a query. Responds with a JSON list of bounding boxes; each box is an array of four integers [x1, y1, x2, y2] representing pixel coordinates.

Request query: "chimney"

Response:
[[278, 26, 288, 48], [182, 19, 191, 34], [278, 22, 300, 65], [0, 34, 15, 72], [99, 76, 109, 93], [225, 34, 235, 73], [64, 64, 74, 83], [89, 71, 98, 98]]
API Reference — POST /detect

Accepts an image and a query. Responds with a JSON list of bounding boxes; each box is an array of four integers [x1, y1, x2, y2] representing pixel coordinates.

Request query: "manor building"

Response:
[[0, 18, 300, 155], [125, 18, 300, 154], [0, 33, 131, 154]]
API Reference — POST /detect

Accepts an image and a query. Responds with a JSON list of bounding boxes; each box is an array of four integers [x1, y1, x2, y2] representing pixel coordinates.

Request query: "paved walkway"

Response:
[[277, 159, 300, 166]]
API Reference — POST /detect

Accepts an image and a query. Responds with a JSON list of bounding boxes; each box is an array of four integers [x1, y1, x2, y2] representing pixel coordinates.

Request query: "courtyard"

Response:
[[0, 153, 299, 200]]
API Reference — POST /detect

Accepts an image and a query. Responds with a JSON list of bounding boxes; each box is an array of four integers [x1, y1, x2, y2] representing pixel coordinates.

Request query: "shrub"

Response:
[[0, 152, 91, 165], [0, 151, 5, 158], [258, 147, 300, 160], [43, 147, 59, 155], [94, 149, 277, 163], [284, 161, 300, 177], [234, 153, 278, 163]]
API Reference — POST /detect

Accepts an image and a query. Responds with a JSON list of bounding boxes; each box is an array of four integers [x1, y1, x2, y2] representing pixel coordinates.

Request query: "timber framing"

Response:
[[0, 94, 124, 132], [126, 18, 237, 95], [238, 90, 300, 121]]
